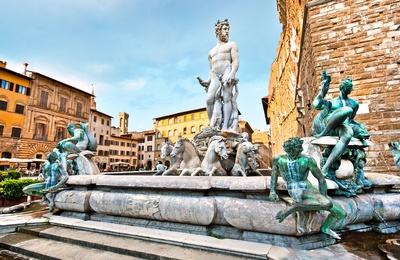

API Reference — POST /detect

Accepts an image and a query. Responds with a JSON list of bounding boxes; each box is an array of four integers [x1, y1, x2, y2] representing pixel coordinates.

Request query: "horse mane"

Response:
[[208, 135, 225, 145], [179, 138, 201, 157]]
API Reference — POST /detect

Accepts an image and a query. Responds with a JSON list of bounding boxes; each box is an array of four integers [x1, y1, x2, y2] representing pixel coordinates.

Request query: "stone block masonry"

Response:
[[268, 0, 400, 174]]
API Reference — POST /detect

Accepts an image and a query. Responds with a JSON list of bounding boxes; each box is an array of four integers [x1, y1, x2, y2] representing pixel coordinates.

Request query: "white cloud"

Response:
[[121, 78, 147, 90], [87, 63, 113, 74]]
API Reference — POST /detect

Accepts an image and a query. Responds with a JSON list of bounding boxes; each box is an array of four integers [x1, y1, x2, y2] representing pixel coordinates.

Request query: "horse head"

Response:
[[170, 139, 183, 158], [161, 142, 172, 160], [210, 136, 229, 160], [241, 142, 260, 170]]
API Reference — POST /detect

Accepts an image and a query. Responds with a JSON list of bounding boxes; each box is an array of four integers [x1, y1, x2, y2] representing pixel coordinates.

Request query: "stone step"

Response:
[[0, 224, 259, 260], [0, 231, 142, 260]]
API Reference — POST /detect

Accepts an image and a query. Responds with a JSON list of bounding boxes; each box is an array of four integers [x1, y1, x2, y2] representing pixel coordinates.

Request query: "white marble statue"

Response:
[[197, 19, 239, 131]]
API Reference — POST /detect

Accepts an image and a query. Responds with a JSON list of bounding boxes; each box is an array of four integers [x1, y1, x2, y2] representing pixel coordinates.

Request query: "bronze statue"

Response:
[[23, 150, 69, 212], [312, 71, 369, 177], [269, 137, 346, 239]]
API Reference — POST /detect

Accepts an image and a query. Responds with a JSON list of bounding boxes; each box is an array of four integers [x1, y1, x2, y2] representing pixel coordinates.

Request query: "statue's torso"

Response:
[[209, 42, 236, 75], [277, 155, 310, 185]]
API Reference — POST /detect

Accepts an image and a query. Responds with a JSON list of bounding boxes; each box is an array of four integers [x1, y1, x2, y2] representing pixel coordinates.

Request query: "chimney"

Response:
[[23, 62, 29, 75]]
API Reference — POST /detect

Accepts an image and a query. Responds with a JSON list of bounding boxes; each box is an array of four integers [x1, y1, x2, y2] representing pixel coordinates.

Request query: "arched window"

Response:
[[199, 125, 204, 132], [183, 127, 187, 135], [168, 130, 172, 137], [191, 126, 196, 133], [0, 100, 8, 111], [174, 129, 178, 136]]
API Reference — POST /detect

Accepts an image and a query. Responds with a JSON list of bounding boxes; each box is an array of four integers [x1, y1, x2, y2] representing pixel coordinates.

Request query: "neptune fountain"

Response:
[[22, 19, 400, 250]]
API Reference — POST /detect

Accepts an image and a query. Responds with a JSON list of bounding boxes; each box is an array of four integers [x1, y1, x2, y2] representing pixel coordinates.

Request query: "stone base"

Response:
[[50, 175, 400, 250], [60, 211, 90, 221], [372, 221, 400, 234], [90, 212, 210, 236], [63, 211, 336, 250], [242, 231, 336, 250]]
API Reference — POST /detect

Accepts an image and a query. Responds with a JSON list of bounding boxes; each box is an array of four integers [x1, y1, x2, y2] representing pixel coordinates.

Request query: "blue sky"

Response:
[[1, 0, 282, 132]]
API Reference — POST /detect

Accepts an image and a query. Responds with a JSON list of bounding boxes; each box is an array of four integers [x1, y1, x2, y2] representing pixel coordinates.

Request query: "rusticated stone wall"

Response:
[[269, 0, 400, 174], [268, 0, 305, 156]]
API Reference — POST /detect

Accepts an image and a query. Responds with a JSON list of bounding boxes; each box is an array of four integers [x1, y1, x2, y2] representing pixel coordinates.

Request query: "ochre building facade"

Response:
[[0, 62, 31, 169]]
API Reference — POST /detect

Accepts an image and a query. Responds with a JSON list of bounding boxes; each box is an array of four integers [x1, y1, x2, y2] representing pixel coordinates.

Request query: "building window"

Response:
[[1, 151, 11, 158], [168, 118, 173, 125], [76, 102, 83, 117], [93, 116, 97, 122], [98, 150, 104, 156], [157, 144, 160, 151], [133, 144, 136, 148], [40, 91, 49, 108], [147, 146, 152, 152], [174, 129, 178, 136], [157, 132, 161, 138], [101, 118, 104, 125], [34, 123, 47, 140], [15, 104, 24, 114], [0, 125, 3, 136], [183, 127, 187, 135], [11, 127, 21, 138], [0, 80, 8, 90], [99, 135, 104, 145], [107, 120, 110, 126], [168, 130, 172, 137], [158, 121, 162, 126], [1, 79, 13, 90], [59, 97, 67, 113], [184, 116, 187, 122], [120, 151, 125, 156], [191, 114, 195, 120], [104, 151, 109, 156], [120, 142, 125, 146], [55, 126, 66, 142], [147, 136, 153, 141], [15, 85, 27, 95], [174, 117, 178, 124], [200, 113, 204, 119], [191, 126, 196, 134], [0, 100, 7, 111], [200, 125, 204, 132]]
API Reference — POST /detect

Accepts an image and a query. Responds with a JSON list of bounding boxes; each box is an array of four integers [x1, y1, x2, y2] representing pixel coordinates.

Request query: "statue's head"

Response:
[[283, 137, 304, 157], [339, 78, 353, 94], [215, 19, 230, 42], [46, 151, 58, 163], [67, 123, 76, 134]]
